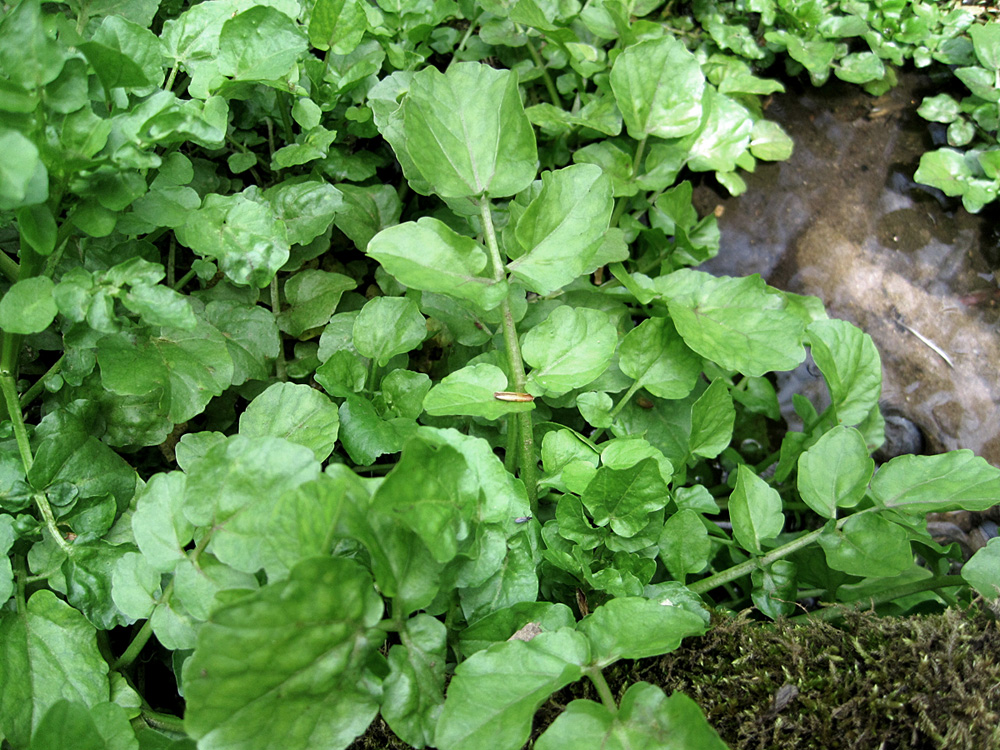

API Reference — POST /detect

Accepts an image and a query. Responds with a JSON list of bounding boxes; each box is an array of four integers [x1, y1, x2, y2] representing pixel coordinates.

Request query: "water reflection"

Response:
[[695, 73, 1000, 464]]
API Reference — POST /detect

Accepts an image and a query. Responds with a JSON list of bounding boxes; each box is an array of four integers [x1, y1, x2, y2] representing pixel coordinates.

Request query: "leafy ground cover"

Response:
[[1, 0, 1000, 748]]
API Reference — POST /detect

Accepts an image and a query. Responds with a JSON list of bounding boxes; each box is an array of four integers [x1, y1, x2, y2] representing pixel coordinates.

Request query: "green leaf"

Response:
[[818, 514, 913, 577], [381, 613, 447, 747], [577, 391, 614, 428], [870, 451, 1000, 514], [0, 590, 110, 749], [176, 191, 290, 289], [239, 382, 340, 462], [971, 22, 1000, 70], [523, 306, 616, 394], [807, 319, 881, 426], [505, 164, 614, 294], [535, 684, 728, 750], [202, 300, 280, 386], [16, 204, 57, 255], [728, 465, 783, 554], [0, 130, 48, 210], [338, 394, 413, 465], [619, 317, 701, 399], [581, 458, 670, 538], [962, 538, 1000, 599], [264, 180, 343, 247], [434, 629, 590, 750], [367, 218, 507, 311], [796, 426, 873, 519], [689, 379, 735, 459], [309, 0, 367, 54], [610, 36, 705, 140], [353, 296, 426, 367], [28, 700, 133, 750], [379, 369, 431, 419], [97, 319, 234, 424], [218, 6, 308, 83], [424, 364, 535, 420], [658, 509, 711, 581], [0, 276, 57, 334], [399, 62, 538, 198], [183, 557, 383, 750], [751, 559, 797, 619], [0, 0, 65, 88], [685, 89, 753, 173], [656, 269, 806, 377], [278, 270, 355, 337], [110, 551, 160, 621], [749, 119, 794, 161], [577, 597, 707, 666]]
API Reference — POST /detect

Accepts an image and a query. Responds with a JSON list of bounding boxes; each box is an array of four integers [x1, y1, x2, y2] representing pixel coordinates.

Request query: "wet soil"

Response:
[[694, 72, 1000, 465]]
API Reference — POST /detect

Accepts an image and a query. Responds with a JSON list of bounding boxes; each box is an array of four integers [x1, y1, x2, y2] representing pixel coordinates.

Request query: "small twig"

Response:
[[897, 321, 954, 369]]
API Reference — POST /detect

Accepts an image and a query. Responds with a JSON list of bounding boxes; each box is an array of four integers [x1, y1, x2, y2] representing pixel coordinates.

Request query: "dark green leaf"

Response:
[[581, 458, 670, 538], [0, 591, 109, 748], [0, 276, 57, 334], [382, 614, 447, 747], [423, 364, 536, 420], [239, 382, 340, 462], [434, 629, 590, 750], [797, 426, 873, 518], [353, 296, 426, 367], [870, 450, 1000, 514], [184, 557, 383, 750], [576, 597, 707, 666], [619, 317, 701, 399], [399, 63, 537, 198], [807, 319, 881, 426], [218, 6, 307, 83], [523, 306, 616, 394], [818, 514, 912, 577], [728, 465, 783, 553]]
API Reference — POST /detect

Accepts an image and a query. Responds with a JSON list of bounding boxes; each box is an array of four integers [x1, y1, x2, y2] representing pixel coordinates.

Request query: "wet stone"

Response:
[[696, 72, 1000, 465]]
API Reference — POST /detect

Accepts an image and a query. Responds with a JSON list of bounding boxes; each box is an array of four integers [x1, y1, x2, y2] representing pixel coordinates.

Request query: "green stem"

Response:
[[523, 33, 560, 105], [588, 379, 642, 443], [141, 709, 186, 735], [164, 65, 178, 92], [586, 668, 618, 713], [448, 16, 480, 69], [0, 251, 19, 283], [113, 618, 154, 670], [19, 355, 63, 409], [478, 199, 538, 510], [1, 373, 32, 473], [688, 526, 829, 596], [13, 554, 27, 616], [276, 91, 296, 143], [609, 137, 649, 229], [34, 490, 74, 556], [790, 575, 967, 623], [172, 268, 197, 291], [269, 277, 287, 381]]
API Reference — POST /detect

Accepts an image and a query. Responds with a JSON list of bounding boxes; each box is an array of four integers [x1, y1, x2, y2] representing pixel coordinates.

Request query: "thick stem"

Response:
[[1, 373, 32, 473], [269, 277, 288, 381], [609, 137, 649, 229], [113, 618, 154, 670], [19, 355, 63, 409], [141, 709, 186, 735], [0, 251, 19, 283], [688, 526, 828, 596], [586, 668, 618, 713], [589, 379, 642, 443], [478, 199, 538, 509], [523, 34, 560, 105], [790, 575, 967, 623]]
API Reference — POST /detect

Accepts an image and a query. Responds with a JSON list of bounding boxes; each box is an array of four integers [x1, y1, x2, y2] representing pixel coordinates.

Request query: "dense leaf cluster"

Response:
[[1, 0, 999, 748]]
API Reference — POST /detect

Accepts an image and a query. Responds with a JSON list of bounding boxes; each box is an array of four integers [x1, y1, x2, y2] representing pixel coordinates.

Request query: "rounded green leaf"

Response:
[[367, 218, 507, 311], [0, 130, 48, 210], [423, 364, 535, 420], [818, 514, 912, 577], [797, 426, 873, 518], [239, 382, 340, 462], [619, 317, 701, 399], [0, 276, 57, 334], [353, 296, 427, 367], [870, 450, 1000, 514], [218, 5, 307, 82], [807, 318, 881, 427], [576, 597, 708, 665], [610, 36, 705, 140], [401, 63, 538, 198], [183, 557, 383, 750], [523, 306, 616, 394], [962, 538, 1000, 599], [728, 465, 783, 554], [656, 269, 806, 377]]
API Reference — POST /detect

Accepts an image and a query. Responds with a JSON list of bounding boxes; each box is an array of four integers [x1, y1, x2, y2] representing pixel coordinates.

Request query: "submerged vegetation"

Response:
[[1, 0, 999, 748]]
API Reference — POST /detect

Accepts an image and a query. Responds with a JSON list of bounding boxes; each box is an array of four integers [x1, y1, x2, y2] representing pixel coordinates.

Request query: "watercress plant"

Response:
[[1, 1, 1000, 749]]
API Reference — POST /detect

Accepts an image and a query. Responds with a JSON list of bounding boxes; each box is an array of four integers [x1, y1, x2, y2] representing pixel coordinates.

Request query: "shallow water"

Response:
[[695, 73, 1000, 464]]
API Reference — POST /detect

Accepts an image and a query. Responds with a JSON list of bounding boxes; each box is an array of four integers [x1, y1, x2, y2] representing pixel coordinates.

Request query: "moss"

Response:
[[349, 603, 1000, 749]]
